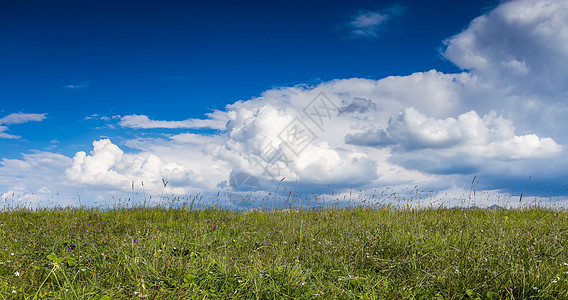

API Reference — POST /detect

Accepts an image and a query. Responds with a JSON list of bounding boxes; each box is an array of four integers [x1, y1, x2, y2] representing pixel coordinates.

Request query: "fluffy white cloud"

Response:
[[346, 107, 562, 158], [443, 0, 568, 96], [212, 103, 378, 190], [0, 151, 73, 207], [440, 0, 568, 144], [65, 139, 207, 195]]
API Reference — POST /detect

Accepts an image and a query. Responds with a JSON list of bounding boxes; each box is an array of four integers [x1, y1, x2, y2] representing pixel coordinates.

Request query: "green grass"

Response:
[[1, 206, 568, 299]]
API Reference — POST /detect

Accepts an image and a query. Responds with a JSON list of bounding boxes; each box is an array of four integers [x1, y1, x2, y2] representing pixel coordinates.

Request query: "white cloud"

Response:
[[169, 133, 216, 144], [0, 151, 74, 207], [443, 0, 568, 96], [0, 113, 47, 139], [84, 114, 112, 122], [0, 126, 19, 139], [212, 103, 378, 189], [346, 107, 562, 158], [0, 113, 46, 125], [440, 0, 568, 145], [65, 139, 207, 195], [120, 111, 227, 130], [349, 4, 407, 37]]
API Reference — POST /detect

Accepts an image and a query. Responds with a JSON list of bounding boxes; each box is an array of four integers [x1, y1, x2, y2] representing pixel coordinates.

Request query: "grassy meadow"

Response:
[[1, 205, 568, 299]]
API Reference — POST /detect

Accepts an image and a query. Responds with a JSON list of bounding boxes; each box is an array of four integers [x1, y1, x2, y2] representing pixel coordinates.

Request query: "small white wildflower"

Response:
[[10, 253, 14, 256], [11, 290, 16, 294], [14, 271, 20, 276]]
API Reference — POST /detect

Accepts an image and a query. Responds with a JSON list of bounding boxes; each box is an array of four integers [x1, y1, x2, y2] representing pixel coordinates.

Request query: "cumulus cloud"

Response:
[[443, 0, 568, 96], [120, 111, 227, 130], [349, 4, 407, 37], [65, 139, 207, 195], [0, 151, 73, 207], [346, 107, 562, 157], [440, 0, 568, 143], [211, 103, 378, 190]]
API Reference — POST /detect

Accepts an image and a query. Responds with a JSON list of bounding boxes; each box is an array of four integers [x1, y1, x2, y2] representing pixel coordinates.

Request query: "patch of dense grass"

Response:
[[1, 206, 568, 299]]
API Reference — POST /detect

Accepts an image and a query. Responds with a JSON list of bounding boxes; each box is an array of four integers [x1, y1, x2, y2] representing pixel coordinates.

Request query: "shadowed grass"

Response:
[[1, 206, 568, 299]]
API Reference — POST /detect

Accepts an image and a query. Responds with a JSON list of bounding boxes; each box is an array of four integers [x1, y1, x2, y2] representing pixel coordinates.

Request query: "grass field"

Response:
[[1, 205, 568, 299]]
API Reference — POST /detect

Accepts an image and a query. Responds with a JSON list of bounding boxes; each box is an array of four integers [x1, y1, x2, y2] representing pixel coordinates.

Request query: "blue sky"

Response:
[[2, 0, 568, 208]]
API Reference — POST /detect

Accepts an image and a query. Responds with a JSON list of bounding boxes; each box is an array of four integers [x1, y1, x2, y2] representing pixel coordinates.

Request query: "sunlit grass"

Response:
[[1, 206, 568, 299]]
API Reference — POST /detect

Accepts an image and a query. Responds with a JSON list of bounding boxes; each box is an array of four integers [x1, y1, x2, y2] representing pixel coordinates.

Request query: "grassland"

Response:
[[1, 206, 568, 299]]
